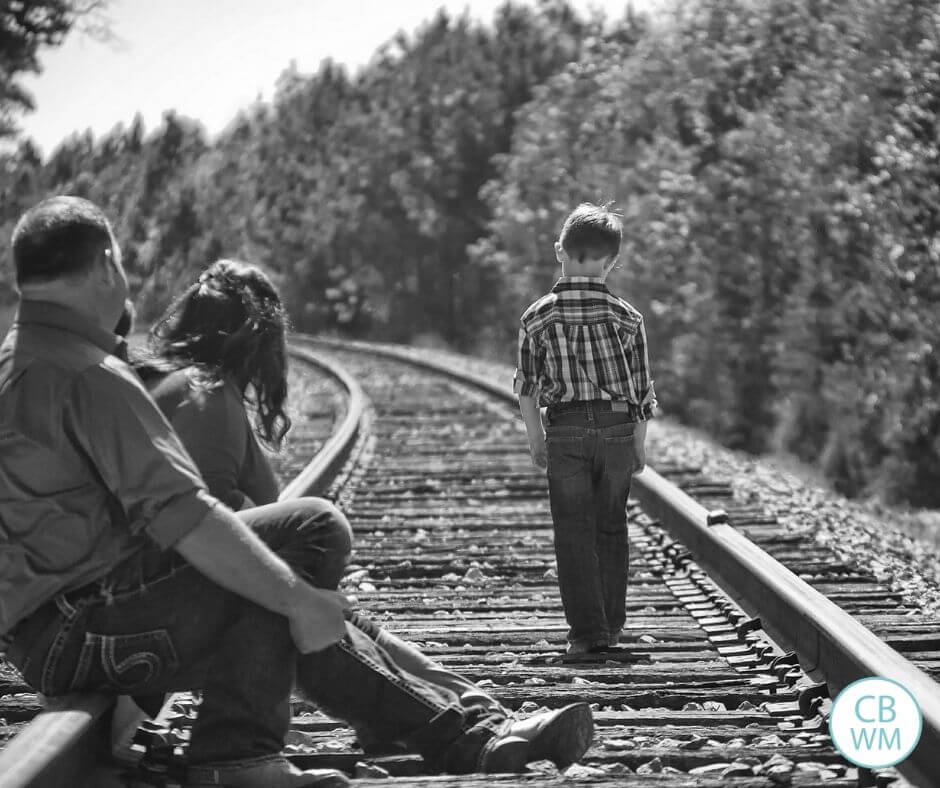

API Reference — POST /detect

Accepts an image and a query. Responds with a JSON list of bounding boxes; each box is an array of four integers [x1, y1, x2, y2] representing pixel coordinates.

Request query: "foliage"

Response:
[[4, 0, 940, 505], [0, 0, 111, 137], [479, 0, 940, 504]]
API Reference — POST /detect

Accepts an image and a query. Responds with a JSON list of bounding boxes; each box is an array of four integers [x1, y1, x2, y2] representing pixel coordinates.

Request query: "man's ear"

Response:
[[96, 246, 117, 285], [554, 241, 568, 265]]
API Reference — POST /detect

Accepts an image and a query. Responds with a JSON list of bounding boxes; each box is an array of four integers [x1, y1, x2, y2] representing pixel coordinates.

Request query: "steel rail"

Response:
[[302, 334, 940, 787], [0, 344, 366, 788], [0, 696, 112, 788], [278, 343, 366, 502], [631, 468, 940, 787]]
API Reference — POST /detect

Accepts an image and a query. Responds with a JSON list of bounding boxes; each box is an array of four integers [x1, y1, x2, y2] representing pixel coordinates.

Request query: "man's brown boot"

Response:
[[479, 702, 594, 772]]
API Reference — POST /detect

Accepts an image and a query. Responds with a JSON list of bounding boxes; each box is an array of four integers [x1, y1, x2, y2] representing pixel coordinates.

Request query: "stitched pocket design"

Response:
[[70, 628, 179, 693]]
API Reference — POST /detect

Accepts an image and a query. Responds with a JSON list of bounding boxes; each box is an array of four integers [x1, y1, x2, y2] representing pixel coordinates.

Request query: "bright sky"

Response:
[[18, 0, 667, 157]]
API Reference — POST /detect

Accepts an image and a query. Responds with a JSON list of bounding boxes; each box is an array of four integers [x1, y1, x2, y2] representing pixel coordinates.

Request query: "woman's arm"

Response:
[[240, 426, 280, 507], [150, 371, 280, 509], [155, 377, 249, 510]]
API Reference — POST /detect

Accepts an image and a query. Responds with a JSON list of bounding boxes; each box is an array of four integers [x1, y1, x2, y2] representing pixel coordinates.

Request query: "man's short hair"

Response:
[[559, 202, 622, 262], [11, 196, 114, 286]]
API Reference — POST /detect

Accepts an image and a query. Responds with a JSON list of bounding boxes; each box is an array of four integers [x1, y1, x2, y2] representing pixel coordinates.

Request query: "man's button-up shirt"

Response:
[[513, 276, 657, 420], [0, 301, 217, 638]]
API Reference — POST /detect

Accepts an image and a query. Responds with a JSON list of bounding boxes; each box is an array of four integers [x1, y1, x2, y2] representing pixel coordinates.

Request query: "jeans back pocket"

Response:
[[545, 435, 586, 481], [70, 628, 180, 694], [602, 434, 637, 473]]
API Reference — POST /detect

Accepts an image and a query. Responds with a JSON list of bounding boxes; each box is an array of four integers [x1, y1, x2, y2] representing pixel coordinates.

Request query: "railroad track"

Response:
[[2, 337, 939, 787]]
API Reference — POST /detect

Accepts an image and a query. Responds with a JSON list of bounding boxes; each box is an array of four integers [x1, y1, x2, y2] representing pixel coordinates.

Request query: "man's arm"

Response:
[[175, 505, 348, 653], [517, 393, 546, 469], [68, 366, 347, 652]]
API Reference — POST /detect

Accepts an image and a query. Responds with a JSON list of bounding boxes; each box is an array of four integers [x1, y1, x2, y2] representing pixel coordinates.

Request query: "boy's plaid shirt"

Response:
[[513, 276, 657, 420]]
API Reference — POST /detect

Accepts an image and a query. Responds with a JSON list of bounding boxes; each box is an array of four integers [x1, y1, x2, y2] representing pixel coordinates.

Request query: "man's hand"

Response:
[[530, 441, 548, 469], [288, 586, 351, 654]]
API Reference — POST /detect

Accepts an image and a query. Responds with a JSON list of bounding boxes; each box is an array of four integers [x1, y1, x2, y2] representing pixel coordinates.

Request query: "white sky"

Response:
[[18, 0, 667, 157]]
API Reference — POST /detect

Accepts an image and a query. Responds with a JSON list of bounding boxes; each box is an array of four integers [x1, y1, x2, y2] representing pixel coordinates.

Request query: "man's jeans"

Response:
[[6, 498, 506, 772], [544, 402, 639, 649]]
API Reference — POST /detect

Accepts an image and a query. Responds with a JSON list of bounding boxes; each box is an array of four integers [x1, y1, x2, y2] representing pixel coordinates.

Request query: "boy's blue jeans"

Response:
[[544, 402, 639, 649], [6, 498, 505, 772]]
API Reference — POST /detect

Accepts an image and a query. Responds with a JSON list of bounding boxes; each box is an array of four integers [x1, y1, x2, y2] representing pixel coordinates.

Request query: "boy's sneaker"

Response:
[[564, 638, 650, 663], [565, 639, 608, 656]]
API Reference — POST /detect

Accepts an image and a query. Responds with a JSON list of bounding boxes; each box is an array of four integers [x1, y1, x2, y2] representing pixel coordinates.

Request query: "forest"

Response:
[[2, 0, 940, 507]]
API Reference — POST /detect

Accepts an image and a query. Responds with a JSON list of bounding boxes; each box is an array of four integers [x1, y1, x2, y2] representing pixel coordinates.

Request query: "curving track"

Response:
[[2, 337, 940, 787]]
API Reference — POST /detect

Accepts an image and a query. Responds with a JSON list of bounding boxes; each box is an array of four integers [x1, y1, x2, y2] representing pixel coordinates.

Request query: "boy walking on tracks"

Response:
[[514, 202, 656, 656]]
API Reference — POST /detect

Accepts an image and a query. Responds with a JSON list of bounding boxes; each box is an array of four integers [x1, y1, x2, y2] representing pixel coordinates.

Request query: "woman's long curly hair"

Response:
[[148, 260, 292, 449]]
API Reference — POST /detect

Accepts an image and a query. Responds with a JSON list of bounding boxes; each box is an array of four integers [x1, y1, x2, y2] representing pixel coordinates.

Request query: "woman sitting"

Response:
[[141, 260, 284, 510], [130, 259, 593, 771]]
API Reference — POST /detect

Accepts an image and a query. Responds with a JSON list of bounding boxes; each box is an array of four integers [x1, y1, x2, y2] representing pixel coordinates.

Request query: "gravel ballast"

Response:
[[371, 341, 940, 619]]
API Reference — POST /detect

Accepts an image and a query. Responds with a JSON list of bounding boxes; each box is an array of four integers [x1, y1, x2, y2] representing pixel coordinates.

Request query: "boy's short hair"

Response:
[[559, 202, 622, 262], [11, 196, 114, 286]]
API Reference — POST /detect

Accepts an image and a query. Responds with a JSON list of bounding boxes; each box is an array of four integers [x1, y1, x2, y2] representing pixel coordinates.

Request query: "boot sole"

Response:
[[479, 735, 530, 773], [527, 702, 594, 768]]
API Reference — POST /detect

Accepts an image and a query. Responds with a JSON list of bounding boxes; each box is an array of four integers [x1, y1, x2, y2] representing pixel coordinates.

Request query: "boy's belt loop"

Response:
[[586, 400, 595, 425]]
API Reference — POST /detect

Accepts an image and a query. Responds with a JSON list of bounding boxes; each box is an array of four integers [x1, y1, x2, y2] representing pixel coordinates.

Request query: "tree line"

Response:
[[3, 0, 940, 507]]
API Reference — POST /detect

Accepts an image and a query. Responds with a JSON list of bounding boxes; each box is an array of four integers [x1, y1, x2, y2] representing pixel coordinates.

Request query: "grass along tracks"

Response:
[[2, 337, 939, 786]]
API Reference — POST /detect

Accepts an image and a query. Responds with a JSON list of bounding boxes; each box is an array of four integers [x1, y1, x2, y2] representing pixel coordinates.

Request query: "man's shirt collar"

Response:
[[16, 300, 119, 355]]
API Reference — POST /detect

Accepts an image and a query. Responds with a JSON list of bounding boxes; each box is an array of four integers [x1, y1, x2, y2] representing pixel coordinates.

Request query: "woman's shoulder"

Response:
[[191, 372, 247, 425], [144, 366, 237, 418]]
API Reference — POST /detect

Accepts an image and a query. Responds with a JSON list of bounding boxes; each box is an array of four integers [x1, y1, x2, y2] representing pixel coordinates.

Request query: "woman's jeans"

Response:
[[6, 498, 506, 772], [544, 402, 639, 648]]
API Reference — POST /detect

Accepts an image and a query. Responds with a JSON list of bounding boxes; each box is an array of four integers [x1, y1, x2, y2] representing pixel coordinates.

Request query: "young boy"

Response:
[[514, 202, 656, 656]]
